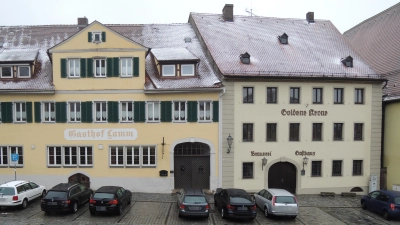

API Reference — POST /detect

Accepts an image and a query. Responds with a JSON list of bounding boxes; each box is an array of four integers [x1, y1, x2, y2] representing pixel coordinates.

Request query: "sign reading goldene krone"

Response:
[[64, 129, 138, 140]]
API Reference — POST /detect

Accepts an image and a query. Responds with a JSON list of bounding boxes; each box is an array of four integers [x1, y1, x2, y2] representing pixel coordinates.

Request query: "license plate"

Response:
[[189, 206, 200, 210], [96, 206, 106, 211], [238, 207, 247, 211], [47, 202, 57, 205]]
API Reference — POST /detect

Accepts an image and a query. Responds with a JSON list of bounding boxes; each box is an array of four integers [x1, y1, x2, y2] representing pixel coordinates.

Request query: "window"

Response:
[[64, 147, 77, 166], [243, 123, 253, 142], [353, 160, 363, 175], [333, 123, 343, 141], [142, 146, 156, 166], [120, 101, 133, 122], [120, 58, 133, 77], [242, 162, 253, 179], [332, 160, 342, 176], [79, 147, 93, 166], [173, 101, 186, 121], [266, 123, 277, 142], [110, 146, 124, 166], [126, 146, 140, 166], [267, 87, 277, 103], [14, 102, 26, 122], [243, 87, 253, 103], [10, 146, 23, 166], [0, 146, 8, 166], [18, 66, 30, 78], [311, 161, 322, 177], [334, 88, 344, 104], [181, 64, 194, 76], [313, 88, 323, 104], [94, 102, 107, 122], [48, 147, 62, 166], [93, 32, 101, 42], [94, 59, 106, 77], [69, 102, 81, 122], [354, 123, 363, 140], [162, 65, 175, 76], [68, 59, 80, 77], [1, 66, 12, 78], [312, 123, 322, 141], [43, 102, 55, 122], [290, 87, 300, 103], [289, 123, 300, 141], [147, 101, 160, 122], [355, 88, 364, 104], [199, 101, 211, 121]]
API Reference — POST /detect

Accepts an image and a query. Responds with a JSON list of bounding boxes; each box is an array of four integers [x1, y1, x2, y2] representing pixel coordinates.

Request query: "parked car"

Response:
[[254, 188, 298, 219], [89, 186, 131, 215], [361, 190, 400, 220], [0, 180, 46, 209], [214, 188, 256, 220], [41, 183, 93, 214], [176, 188, 210, 218]]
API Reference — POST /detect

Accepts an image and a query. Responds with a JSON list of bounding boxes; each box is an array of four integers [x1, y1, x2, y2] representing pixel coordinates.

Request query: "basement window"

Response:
[[341, 56, 353, 67], [240, 52, 250, 64], [278, 33, 289, 44]]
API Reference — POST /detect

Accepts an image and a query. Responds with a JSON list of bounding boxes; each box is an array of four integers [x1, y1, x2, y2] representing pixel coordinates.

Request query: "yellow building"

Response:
[[0, 19, 222, 192]]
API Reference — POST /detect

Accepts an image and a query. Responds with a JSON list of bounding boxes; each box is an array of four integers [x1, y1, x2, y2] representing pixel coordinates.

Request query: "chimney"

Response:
[[77, 17, 88, 30], [306, 12, 314, 23], [222, 4, 234, 22]]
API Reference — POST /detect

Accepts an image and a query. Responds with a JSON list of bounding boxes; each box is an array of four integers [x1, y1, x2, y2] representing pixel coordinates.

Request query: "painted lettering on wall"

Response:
[[281, 109, 328, 116], [251, 151, 272, 156], [64, 129, 138, 140], [295, 150, 315, 156]]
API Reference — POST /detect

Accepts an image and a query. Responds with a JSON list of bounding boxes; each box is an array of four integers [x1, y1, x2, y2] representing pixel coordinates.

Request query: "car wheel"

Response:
[[117, 204, 123, 215], [41, 190, 47, 198], [178, 212, 182, 218], [361, 201, 367, 209], [71, 202, 78, 213], [264, 207, 269, 218], [128, 198, 131, 205], [221, 208, 227, 219], [383, 210, 390, 220], [21, 198, 28, 209]]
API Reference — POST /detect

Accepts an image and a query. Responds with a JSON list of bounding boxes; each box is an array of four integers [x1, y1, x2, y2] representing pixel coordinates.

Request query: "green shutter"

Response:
[[60, 58, 67, 78], [88, 32, 92, 42], [80, 58, 87, 78], [101, 32, 106, 42], [107, 101, 119, 123], [133, 57, 139, 77], [134, 101, 145, 122], [113, 57, 119, 77], [26, 102, 33, 123], [1, 102, 13, 123], [213, 101, 219, 122], [34, 102, 41, 123], [81, 102, 87, 123], [107, 58, 113, 77], [161, 101, 172, 122], [87, 58, 93, 78], [82, 101, 93, 123], [187, 101, 198, 122], [55, 102, 67, 123]]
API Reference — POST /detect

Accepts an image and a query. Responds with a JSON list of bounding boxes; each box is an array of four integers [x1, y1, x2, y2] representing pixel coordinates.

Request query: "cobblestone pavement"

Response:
[[0, 193, 399, 224]]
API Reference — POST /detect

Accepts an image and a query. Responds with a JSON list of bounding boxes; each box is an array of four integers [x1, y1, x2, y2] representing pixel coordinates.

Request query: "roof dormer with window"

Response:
[[240, 52, 250, 64], [341, 56, 353, 67], [0, 49, 38, 79], [278, 33, 289, 44], [151, 48, 199, 78]]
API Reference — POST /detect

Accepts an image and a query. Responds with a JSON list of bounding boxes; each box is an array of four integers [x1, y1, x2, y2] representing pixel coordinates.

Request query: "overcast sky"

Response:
[[1, 0, 398, 33]]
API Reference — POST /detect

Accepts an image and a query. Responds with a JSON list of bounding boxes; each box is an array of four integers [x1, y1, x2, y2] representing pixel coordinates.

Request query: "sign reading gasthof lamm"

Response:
[[64, 129, 137, 140]]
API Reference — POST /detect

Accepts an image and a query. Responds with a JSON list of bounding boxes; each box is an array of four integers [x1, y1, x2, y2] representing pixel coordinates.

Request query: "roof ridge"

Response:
[[190, 12, 331, 22], [0, 24, 77, 28]]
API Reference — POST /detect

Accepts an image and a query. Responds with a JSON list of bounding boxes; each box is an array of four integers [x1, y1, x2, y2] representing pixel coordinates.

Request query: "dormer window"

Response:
[[18, 66, 30, 78], [1, 66, 13, 78], [152, 48, 198, 77], [181, 64, 194, 76], [162, 65, 175, 76], [88, 31, 106, 43], [341, 56, 353, 67], [94, 33, 101, 42], [240, 52, 250, 64], [278, 33, 289, 44]]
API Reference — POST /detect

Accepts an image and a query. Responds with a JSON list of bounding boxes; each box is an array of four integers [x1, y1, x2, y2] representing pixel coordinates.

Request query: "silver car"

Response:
[[254, 188, 298, 219]]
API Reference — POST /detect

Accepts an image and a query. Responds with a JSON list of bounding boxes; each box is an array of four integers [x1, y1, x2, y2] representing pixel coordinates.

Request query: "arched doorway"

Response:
[[174, 142, 210, 189], [268, 162, 296, 194], [68, 173, 90, 188]]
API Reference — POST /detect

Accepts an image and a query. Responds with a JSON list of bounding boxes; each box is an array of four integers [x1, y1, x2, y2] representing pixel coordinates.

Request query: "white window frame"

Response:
[[120, 101, 133, 122], [126, 146, 140, 167], [94, 59, 106, 77], [47, 146, 62, 167], [162, 65, 175, 76], [78, 146, 93, 166], [68, 59, 80, 78], [142, 146, 156, 167], [68, 102, 81, 123], [0, 66, 13, 78], [147, 101, 160, 122], [10, 146, 23, 167], [173, 101, 186, 122], [120, 58, 133, 77], [0, 146, 8, 166], [14, 102, 26, 123], [42, 102, 55, 122], [110, 146, 124, 166], [64, 146, 78, 166], [17, 65, 30, 78], [92, 32, 102, 43], [181, 64, 194, 76], [94, 101, 107, 122], [0, 103, 2, 123], [198, 101, 212, 122]]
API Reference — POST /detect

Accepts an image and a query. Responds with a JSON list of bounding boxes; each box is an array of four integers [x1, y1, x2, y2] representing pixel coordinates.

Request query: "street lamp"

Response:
[[262, 157, 268, 170], [227, 134, 233, 154], [301, 156, 309, 176]]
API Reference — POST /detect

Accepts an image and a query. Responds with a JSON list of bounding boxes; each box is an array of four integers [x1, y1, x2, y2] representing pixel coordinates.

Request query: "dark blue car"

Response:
[[361, 190, 400, 220]]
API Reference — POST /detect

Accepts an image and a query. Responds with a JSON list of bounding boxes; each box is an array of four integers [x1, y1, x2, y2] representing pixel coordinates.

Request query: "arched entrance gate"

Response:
[[268, 162, 296, 194], [174, 142, 210, 189]]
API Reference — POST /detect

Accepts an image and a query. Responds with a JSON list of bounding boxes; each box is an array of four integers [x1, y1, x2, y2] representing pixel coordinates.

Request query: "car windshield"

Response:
[[0, 187, 15, 195], [184, 196, 207, 203], [46, 191, 67, 199], [93, 193, 114, 199], [394, 197, 400, 204], [276, 196, 296, 204], [230, 197, 252, 204]]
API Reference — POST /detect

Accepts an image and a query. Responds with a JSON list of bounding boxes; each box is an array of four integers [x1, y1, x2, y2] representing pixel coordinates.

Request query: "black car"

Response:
[[214, 188, 257, 220], [41, 183, 93, 214], [89, 186, 131, 215], [176, 188, 210, 218]]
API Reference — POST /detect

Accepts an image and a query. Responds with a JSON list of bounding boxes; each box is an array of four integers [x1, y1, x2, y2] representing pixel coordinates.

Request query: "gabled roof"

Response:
[[0, 49, 38, 62], [190, 13, 381, 80]]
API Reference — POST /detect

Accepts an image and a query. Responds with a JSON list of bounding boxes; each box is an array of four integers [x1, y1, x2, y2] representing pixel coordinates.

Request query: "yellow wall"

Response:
[[384, 102, 400, 189]]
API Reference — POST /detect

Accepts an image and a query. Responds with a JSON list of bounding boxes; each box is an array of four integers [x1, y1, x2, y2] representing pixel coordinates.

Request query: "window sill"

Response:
[[198, 120, 212, 123], [312, 140, 323, 141], [63, 165, 78, 168], [126, 165, 141, 168], [266, 140, 277, 142], [68, 76, 81, 79], [266, 102, 278, 104], [312, 102, 323, 104], [110, 165, 125, 168], [120, 75, 133, 78], [354, 139, 364, 141], [311, 175, 322, 177], [289, 102, 300, 104], [333, 102, 344, 104], [147, 121, 160, 123], [14, 121, 27, 124], [333, 139, 343, 141], [94, 121, 108, 123], [78, 165, 93, 168], [47, 165, 62, 168], [243, 102, 254, 104], [68, 121, 81, 123], [173, 121, 187, 123], [242, 177, 254, 179], [120, 121, 134, 123], [242, 140, 254, 142], [94, 76, 107, 78], [332, 174, 342, 177], [43, 121, 56, 123], [352, 174, 363, 176], [141, 165, 156, 168]]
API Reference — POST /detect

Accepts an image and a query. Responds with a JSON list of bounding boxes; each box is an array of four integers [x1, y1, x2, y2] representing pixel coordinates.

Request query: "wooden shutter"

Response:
[[87, 58, 93, 78], [113, 57, 119, 77], [81, 101, 93, 123], [161, 101, 172, 122], [213, 101, 219, 122], [55, 102, 67, 123], [134, 101, 145, 122], [34, 102, 41, 123], [107, 58, 113, 77], [80, 58, 87, 78], [88, 32, 92, 42], [107, 101, 119, 123], [101, 32, 106, 42], [133, 57, 139, 77], [1, 102, 13, 123], [187, 101, 198, 122], [60, 58, 67, 78], [26, 102, 33, 123]]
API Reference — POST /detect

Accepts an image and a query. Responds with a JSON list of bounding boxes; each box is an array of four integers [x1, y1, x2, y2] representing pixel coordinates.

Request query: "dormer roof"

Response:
[[0, 49, 39, 62], [151, 48, 199, 62]]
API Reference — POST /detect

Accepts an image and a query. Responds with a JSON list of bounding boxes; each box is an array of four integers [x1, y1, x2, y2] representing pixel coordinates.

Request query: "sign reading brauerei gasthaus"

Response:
[[64, 129, 137, 140]]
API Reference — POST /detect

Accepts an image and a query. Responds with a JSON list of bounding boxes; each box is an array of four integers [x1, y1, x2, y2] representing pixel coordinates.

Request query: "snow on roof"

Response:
[[151, 47, 199, 61], [0, 49, 39, 62]]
